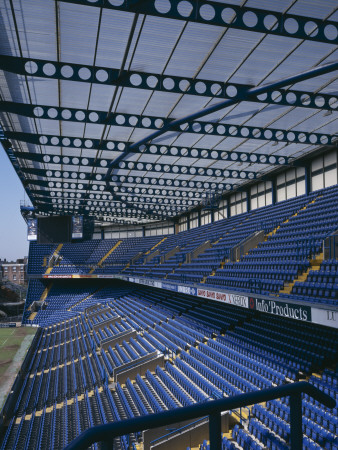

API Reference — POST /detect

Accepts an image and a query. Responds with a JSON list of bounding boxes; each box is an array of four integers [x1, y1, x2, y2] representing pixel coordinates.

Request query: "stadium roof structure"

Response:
[[0, 0, 337, 224]]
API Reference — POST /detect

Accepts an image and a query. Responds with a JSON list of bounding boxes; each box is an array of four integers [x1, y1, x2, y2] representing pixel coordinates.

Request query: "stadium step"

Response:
[[265, 194, 321, 240], [278, 251, 324, 295], [89, 240, 122, 273], [28, 312, 37, 320], [309, 251, 324, 270], [39, 282, 53, 302], [145, 236, 167, 254], [279, 268, 311, 294], [67, 287, 103, 311], [122, 262, 130, 271]]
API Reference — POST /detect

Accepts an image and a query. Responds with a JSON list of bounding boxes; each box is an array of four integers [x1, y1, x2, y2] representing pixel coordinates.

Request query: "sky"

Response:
[[0, 144, 29, 261]]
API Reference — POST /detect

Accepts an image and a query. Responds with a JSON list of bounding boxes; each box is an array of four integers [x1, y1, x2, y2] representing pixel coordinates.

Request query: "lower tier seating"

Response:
[[1, 283, 337, 450]]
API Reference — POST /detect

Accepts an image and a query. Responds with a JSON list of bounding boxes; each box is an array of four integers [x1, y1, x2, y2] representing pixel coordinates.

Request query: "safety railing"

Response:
[[149, 415, 209, 448], [323, 231, 338, 259], [65, 381, 335, 450]]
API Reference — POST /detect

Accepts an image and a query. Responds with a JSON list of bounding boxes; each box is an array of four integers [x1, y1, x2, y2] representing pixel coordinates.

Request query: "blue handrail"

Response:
[[150, 415, 209, 446], [64, 381, 335, 450]]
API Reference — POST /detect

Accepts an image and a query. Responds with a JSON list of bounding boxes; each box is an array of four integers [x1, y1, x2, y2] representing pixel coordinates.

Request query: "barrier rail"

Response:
[[230, 230, 265, 262], [149, 415, 209, 448], [323, 231, 338, 259], [65, 381, 335, 450]]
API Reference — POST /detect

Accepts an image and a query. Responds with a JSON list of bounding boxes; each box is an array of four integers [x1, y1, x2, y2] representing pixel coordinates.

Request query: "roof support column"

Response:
[[246, 190, 251, 213], [305, 164, 312, 196], [271, 178, 276, 205]]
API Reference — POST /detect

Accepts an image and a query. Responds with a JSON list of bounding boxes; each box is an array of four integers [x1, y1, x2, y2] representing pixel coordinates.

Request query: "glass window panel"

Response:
[[277, 187, 286, 202], [312, 157, 323, 172], [190, 218, 198, 229], [325, 168, 337, 188], [324, 150, 337, 167], [258, 195, 265, 208], [296, 167, 305, 177], [251, 196, 258, 210], [257, 182, 264, 193], [276, 173, 285, 186], [266, 191, 273, 206], [297, 180, 306, 196], [286, 168, 296, 182], [312, 173, 323, 191], [287, 183, 296, 199]]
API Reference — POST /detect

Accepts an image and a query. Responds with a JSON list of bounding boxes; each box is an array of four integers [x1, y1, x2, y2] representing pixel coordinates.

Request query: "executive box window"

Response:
[[311, 150, 337, 191], [201, 211, 211, 226], [230, 192, 247, 217], [214, 199, 228, 222], [178, 215, 188, 232], [190, 212, 199, 229], [276, 167, 305, 202], [251, 181, 273, 210]]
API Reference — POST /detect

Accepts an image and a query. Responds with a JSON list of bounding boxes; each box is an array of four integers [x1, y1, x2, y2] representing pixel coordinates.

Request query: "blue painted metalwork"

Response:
[[19, 163, 256, 182], [0, 57, 336, 111], [8, 132, 290, 165], [127, 61, 338, 152], [10, 150, 274, 172], [104, 61, 338, 218], [60, 0, 338, 45], [0, 133, 36, 208], [1, 101, 332, 146], [149, 416, 209, 446], [22, 175, 238, 193], [64, 381, 335, 450]]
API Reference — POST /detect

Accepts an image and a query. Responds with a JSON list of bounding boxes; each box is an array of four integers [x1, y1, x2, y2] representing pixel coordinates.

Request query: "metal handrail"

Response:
[[149, 415, 209, 447], [65, 381, 335, 450]]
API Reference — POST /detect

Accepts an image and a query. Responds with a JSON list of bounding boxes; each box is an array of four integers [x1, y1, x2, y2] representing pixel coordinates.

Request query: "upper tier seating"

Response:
[[27, 243, 57, 274], [27, 185, 338, 306], [22, 279, 46, 321]]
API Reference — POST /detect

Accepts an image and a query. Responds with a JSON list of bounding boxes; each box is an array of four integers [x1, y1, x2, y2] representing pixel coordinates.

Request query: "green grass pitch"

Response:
[[0, 327, 37, 377]]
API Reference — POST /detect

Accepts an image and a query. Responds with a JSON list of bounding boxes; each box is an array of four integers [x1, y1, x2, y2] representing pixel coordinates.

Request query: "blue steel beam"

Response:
[[19, 164, 256, 181], [30, 195, 156, 218], [32, 193, 165, 218], [1, 102, 333, 147], [29, 188, 203, 202], [25, 190, 221, 217], [32, 193, 197, 215], [60, 0, 338, 45], [0, 135, 36, 208], [27, 181, 207, 200], [0, 56, 336, 112], [19, 168, 188, 214], [104, 60, 338, 217], [124, 61, 338, 153], [9, 132, 290, 166], [24, 177, 238, 192]]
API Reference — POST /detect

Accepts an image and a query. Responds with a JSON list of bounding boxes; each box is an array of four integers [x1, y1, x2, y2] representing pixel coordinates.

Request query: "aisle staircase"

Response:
[[279, 251, 324, 295], [145, 237, 167, 255], [44, 244, 63, 274], [40, 283, 53, 302], [89, 240, 122, 273], [67, 288, 102, 311]]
